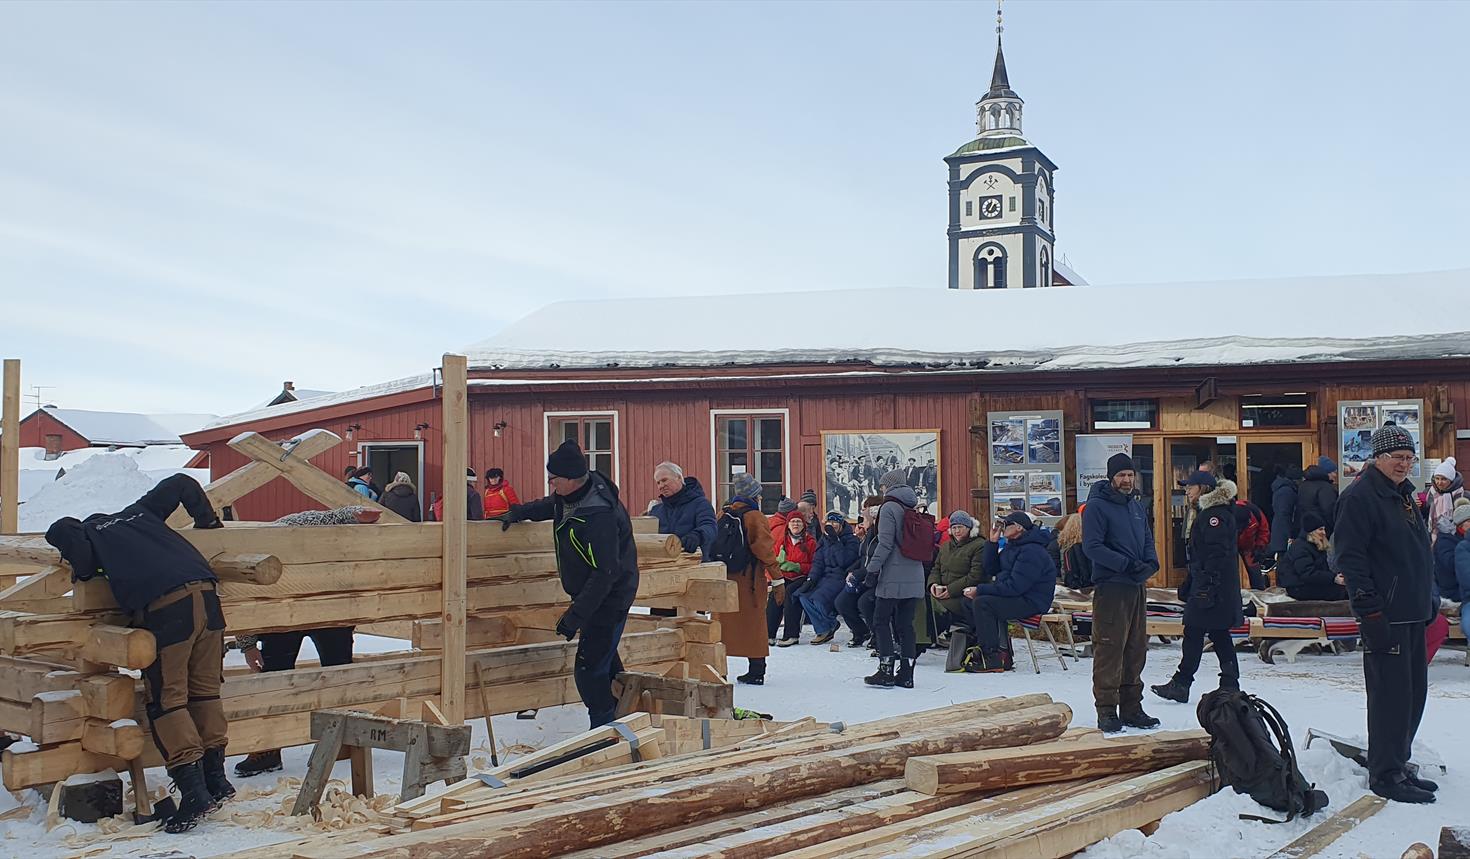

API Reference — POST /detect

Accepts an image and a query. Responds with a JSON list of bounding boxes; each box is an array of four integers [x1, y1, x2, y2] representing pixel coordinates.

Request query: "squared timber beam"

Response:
[[228, 431, 407, 523]]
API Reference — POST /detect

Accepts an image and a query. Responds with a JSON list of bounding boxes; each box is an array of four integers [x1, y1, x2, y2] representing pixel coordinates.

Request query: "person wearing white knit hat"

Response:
[[1424, 457, 1464, 547]]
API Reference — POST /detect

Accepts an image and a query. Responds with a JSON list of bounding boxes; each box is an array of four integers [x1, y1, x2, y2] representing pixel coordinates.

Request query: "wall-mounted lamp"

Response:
[[345, 423, 362, 441], [493, 420, 508, 438], [414, 422, 430, 440]]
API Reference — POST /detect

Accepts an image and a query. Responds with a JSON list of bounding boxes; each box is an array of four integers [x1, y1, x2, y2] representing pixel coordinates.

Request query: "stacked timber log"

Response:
[[224, 694, 1216, 859], [0, 516, 732, 792]]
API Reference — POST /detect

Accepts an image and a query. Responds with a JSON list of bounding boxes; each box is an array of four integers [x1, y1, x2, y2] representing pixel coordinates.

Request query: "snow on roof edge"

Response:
[[196, 373, 434, 435]]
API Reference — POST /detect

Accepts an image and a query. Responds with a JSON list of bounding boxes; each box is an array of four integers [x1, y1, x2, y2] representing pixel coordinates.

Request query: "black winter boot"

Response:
[[895, 659, 914, 689], [164, 760, 217, 834], [1097, 706, 1123, 733], [864, 657, 896, 688], [201, 746, 235, 803], [1119, 705, 1161, 729], [736, 657, 766, 686], [1150, 677, 1190, 703], [1371, 775, 1436, 804], [234, 749, 283, 777]]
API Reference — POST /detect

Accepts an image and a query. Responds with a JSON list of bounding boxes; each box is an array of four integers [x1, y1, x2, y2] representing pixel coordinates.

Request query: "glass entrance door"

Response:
[[1241, 436, 1311, 542]]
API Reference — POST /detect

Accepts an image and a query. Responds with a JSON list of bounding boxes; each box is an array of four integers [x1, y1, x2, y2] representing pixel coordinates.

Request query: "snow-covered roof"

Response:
[[248, 387, 339, 412], [38, 408, 217, 445], [198, 373, 435, 432], [464, 268, 1470, 372]]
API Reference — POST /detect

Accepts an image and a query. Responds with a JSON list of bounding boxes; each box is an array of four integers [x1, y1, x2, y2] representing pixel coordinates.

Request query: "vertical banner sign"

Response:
[[1075, 434, 1133, 502], [987, 410, 1065, 525]]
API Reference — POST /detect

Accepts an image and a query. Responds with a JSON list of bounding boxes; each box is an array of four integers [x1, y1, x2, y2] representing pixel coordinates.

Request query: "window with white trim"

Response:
[[714, 413, 785, 514], [549, 415, 616, 477]]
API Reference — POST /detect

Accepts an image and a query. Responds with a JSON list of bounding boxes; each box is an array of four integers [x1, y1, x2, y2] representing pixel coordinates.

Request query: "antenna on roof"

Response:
[[996, 0, 1003, 36], [26, 386, 54, 411]]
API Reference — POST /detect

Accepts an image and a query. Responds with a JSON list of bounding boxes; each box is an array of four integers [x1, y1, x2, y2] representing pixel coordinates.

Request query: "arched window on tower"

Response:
[[1040, 246, 1051, 288], [974, 244, 1007, 289]]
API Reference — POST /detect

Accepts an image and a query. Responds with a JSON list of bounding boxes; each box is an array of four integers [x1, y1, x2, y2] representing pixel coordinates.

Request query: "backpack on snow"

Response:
[[1235, 500, 1271, 555], [708, 509, 753, 573], [1196, 689, 1328, 824], [884, 496, 936, 563]]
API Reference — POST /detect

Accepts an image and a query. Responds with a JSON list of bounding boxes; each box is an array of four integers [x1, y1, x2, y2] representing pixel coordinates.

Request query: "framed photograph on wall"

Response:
[[821, 430, 941, 520]]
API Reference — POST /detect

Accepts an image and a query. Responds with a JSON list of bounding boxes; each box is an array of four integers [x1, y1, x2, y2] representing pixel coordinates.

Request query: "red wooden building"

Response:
[[182, 271, 1470, 586]]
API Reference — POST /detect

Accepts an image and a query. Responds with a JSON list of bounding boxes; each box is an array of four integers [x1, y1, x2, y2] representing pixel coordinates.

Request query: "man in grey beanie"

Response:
[[1335, 423, 1436, 803]]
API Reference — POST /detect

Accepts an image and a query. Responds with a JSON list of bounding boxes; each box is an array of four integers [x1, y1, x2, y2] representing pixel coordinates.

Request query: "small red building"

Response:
[[19, 407, 215, 459], [182, 272, 1470, 586]]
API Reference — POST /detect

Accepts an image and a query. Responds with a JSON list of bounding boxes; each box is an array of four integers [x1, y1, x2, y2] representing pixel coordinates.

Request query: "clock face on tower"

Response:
[[979, 195, 1003, 220]]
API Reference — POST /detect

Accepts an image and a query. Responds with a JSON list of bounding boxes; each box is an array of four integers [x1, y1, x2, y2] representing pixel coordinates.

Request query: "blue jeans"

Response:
[[797, 589, 839, 636], [574, 615, 627, 728]]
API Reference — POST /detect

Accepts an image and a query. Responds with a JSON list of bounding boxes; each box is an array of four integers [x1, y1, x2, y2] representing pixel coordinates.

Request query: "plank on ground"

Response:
[[1265, 794, 1387, 859], [904, 730, 1210, 795]]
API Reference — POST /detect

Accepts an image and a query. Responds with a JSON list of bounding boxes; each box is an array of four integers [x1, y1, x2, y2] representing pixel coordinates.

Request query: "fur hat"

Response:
[[1107, 453, 1136, 478], [1434, 457, 1458, 481], [1370, 424, 1416, 458], [546, 439, 588, 479], [776, 497, 797, 514], [730, 472, 762, 501], [386, 471, 415, 490], [948, 509, 976, 530]]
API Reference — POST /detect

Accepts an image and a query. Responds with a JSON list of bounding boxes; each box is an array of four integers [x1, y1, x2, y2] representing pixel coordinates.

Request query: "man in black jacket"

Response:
[[1335, 424, 1436, 804], [499, 440, 640, 727], [44, 474, 230, 833]]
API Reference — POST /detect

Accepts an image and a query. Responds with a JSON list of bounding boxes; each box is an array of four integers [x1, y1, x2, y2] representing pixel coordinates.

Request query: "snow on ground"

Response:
[[15, 447, 209, 532], [2, 631, 1466, 857]]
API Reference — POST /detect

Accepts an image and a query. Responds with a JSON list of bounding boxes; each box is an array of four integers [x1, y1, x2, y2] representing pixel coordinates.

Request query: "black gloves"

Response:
[[679, 534, 701, 554], [498, 506, 525, 532], [1357, 611, 1394, 654], [195, 517, 224, 530], [555, 610, 581, 641]]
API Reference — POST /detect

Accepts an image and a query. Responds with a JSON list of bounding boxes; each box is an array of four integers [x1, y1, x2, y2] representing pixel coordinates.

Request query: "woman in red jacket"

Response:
[[771, 515, 818, 646], [483, 468, 521, 519]]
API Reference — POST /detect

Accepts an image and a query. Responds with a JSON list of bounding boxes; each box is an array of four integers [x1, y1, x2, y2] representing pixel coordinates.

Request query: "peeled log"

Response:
[[904, 730, 1210, 795], [635, 533, 683, 559], [208, 552, 284, 585], [293, 703, 1073, 859]]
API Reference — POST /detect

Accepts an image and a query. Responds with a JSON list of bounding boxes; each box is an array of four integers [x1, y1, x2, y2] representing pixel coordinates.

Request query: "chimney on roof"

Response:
[[283, 381, 295, 392]]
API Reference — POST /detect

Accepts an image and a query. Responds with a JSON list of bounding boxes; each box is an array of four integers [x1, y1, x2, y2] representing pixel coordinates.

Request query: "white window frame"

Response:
[[543, 410, 621, 484], [708, 408, 792, 503], [357, 440, 426, 514]]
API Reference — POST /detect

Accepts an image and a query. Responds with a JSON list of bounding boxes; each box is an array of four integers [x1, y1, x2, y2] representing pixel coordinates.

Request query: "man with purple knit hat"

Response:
[[1335, 423, 1436, 804]]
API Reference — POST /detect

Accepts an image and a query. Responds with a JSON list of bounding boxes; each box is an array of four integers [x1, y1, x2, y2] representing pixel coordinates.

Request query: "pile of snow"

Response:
[[11, 446, 208, 532], [18, 453, 164, 532]]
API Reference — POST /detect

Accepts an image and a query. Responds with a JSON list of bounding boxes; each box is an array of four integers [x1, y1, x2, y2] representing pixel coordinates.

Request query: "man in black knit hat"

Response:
[[497, 439, 639, 727], [1082, 452, 1161, 732], [1335, 423, 1436, 804]]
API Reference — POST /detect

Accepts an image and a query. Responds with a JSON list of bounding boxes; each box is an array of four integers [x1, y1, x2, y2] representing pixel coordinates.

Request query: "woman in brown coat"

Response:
[[722, 472, 776, 685]]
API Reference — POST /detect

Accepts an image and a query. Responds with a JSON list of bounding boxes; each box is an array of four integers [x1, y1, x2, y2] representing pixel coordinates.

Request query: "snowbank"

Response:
[[15, 451, 207, 532]]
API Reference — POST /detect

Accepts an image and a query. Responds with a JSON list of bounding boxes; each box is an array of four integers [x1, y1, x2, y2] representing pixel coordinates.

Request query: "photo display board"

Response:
[[1339, 399, 1425, 480], [987, 410, 1065, 525], [821, 430, 941, 520]]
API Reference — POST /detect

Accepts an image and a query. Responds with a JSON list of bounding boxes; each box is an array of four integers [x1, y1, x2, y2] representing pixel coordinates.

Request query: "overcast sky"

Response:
[[3, 0, 1467, 418]]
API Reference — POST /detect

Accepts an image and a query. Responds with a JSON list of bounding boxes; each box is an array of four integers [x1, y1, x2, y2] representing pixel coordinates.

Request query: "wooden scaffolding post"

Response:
[[440, 353, 469, 725], [1, 359, 18, 535]]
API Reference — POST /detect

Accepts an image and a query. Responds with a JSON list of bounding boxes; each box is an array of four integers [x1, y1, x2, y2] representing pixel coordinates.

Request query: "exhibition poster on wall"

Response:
[[988, 410, 1065, 524], [1076, 434, 1134, 500], [821, 430, 941, 520], [1339, 399, 1424, 480]]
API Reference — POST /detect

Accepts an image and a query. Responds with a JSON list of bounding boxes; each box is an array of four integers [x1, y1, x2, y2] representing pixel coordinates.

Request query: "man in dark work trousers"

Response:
[[45, 474, 231, 833], [498, 439, 640, 727], [1334, 423, 1437, 804]]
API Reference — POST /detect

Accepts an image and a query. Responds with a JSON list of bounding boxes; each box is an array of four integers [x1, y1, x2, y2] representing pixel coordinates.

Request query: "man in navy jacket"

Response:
[[1082, 453, 1161, 733], [963, 512, 1055, 672]]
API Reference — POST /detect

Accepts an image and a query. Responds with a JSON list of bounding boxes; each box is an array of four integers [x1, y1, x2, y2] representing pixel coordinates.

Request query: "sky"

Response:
[[2, 0, 1468, 418]]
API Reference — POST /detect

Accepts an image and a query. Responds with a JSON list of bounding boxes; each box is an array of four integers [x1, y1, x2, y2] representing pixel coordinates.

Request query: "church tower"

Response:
[[946, 10, 1059, 289]]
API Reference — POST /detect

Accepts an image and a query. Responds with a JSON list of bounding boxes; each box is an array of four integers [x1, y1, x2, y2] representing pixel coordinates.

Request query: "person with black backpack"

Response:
[[1151, 472, 1242, 703], [1334, 424, 1437, 804], [863, 470, 931, 689], [708, 471, 777, 685]]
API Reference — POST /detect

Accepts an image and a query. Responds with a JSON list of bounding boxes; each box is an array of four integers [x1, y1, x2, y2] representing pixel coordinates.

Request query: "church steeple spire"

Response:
[[976, 2, 1023, 138]]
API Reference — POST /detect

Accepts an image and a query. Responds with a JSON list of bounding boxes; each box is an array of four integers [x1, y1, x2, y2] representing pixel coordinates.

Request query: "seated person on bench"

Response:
[[961, 512, 1057, 672], [1276, 512, 1348, 602], [44, 474, 230, 833]]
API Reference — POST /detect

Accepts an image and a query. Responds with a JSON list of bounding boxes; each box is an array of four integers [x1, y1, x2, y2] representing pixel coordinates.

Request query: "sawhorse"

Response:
[[291, 700, 471, 815]]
